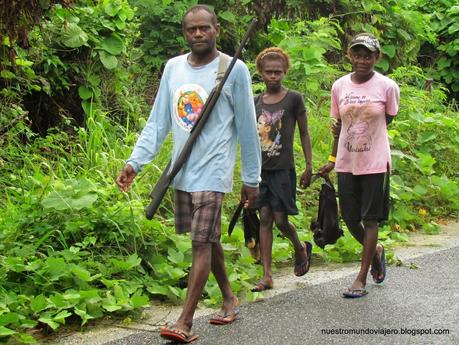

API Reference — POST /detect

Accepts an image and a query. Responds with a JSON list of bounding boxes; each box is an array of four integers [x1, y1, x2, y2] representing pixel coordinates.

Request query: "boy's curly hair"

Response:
[[255, 47, 291, 74]]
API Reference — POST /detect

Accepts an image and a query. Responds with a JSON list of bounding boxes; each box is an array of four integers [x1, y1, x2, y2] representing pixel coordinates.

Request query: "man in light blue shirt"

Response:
[[116, 4, 260, 343]]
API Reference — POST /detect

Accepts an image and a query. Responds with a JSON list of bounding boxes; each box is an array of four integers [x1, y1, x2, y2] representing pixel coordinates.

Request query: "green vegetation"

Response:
[[1, 0, 458, 343]]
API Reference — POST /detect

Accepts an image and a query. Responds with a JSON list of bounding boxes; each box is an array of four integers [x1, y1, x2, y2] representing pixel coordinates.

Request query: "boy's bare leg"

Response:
[[273, 211, 308, 275], [256, 206, 274, 288]]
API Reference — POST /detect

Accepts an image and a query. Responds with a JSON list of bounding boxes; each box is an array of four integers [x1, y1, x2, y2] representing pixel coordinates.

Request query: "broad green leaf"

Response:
[[0, 313, 19, 327], [130, 295, 149, 308], [0, 326, 16, 336], [15, 58, 33, 67], [146, 282, 169, 296], [0, 70, 15, 79], [49, 294, 70, 309], [413, 185, 428, 196], [419, 131, 437, 143], [437, 57, 451, 70], [99, 51, 118, 69], [78, 86, 93, 100], [16, 333, 37, 344], [102, 295, 122, 312], [87, 74, 101, 86], [104, 1, 121, 16], [71, 266, 91, 282], [70, 193, 98, 210], [422, 222, 440, 234], [167, 248, 184, 264], [30, 295, 49, 313], [390, 232, 408, 242], [74, 306, 95, 325], [447, 22, 459, 35], [301, 47, 324, 62], [99, 17, 116, 31], [114, 285, 127, 301], [46, 257, 68, 280], [38, 315, 60, 330], [376, 58, 389, 72], [73, 178, 98, 194], [62, 23, 88, 48], [102, 303, 122, 312], [167, 286, 183, 299], [396, 28, 411, 41], [381, 44, 396, 58], [126, 254, 142, 268], [219, 11, 236, 23], [41, 191, 72, 210], [166, 267, 187, 280], [100, 35, 124, 55], [53, 310, 72, 324], [63, 291, 81, 300], [111, 254, 141, 271], [115, 18, 126, 30], [416, 152, 436, 175], [119, 6, 134, 20]]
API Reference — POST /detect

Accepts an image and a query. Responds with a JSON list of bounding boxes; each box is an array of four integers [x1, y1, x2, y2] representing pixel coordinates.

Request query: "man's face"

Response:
[[183, 10, 220, 57]]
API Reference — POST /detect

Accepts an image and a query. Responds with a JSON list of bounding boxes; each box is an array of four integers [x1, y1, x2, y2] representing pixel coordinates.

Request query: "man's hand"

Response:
[[318, 162, 335, 176], [241, 184, 259, 208], [299, 167, 313, 188], [116, 164, 137, 192]]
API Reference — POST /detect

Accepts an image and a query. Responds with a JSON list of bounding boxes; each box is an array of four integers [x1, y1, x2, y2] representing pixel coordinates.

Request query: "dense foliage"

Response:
[[1, 0, 458, 343]]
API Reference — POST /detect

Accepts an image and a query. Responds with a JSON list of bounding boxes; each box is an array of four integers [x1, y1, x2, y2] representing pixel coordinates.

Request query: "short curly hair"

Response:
[[255, 47, 291, 74]]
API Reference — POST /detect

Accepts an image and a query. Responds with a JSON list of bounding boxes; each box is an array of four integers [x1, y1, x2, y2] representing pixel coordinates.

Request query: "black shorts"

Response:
[[253, 169, 298, 215], [337, 172, 390, 224]]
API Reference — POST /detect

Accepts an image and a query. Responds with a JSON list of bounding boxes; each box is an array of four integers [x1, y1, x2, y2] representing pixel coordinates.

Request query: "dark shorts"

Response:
[[174, 190, 224, 243], [253, 169, 298, 215], [337, 172, 390, 225]]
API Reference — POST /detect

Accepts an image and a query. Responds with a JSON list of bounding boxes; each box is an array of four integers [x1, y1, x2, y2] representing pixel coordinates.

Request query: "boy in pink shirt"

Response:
[[320, 33, 400, 298]]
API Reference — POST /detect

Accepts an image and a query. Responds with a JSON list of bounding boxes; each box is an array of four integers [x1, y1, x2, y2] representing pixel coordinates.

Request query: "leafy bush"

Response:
[[417, 0, 459, 98]]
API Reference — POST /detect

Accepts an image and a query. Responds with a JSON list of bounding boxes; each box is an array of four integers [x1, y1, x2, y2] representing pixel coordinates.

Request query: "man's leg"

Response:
[[173, 241, 212, 332], [210, 241, 239, 314]]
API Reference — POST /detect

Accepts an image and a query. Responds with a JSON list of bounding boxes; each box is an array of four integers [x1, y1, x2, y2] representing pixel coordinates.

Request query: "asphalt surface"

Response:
[[104, 246, 459, 345]]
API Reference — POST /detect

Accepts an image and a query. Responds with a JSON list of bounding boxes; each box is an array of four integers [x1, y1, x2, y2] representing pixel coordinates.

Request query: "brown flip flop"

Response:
[[251, 279, 273, 292], [159, 326, 198, 343]]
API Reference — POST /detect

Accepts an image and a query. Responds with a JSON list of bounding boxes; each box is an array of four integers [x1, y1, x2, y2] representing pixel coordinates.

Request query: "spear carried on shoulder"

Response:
[[145, 18, 258, 220]]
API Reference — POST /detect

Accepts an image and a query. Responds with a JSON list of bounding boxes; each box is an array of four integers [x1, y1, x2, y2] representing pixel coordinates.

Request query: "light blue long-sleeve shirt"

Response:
[[127, 53, 261, 193]]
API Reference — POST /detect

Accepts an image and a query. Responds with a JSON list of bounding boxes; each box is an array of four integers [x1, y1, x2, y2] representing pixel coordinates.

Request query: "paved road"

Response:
[[105, 246, 459, 345]]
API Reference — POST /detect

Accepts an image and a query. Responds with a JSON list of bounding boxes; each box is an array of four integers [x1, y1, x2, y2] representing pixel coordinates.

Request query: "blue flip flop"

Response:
[[342, 287, 368, 298], [373, 244, 386, 284]]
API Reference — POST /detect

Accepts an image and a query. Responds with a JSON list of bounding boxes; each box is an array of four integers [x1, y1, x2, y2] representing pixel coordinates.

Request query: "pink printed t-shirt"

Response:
[[331, 72, 400, 175]]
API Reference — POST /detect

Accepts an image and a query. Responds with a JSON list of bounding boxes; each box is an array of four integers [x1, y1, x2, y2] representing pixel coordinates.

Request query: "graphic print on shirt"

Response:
[[342, 103, 373, 153], [173, 84, 208, 132], [257, 108, 284, 157]]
